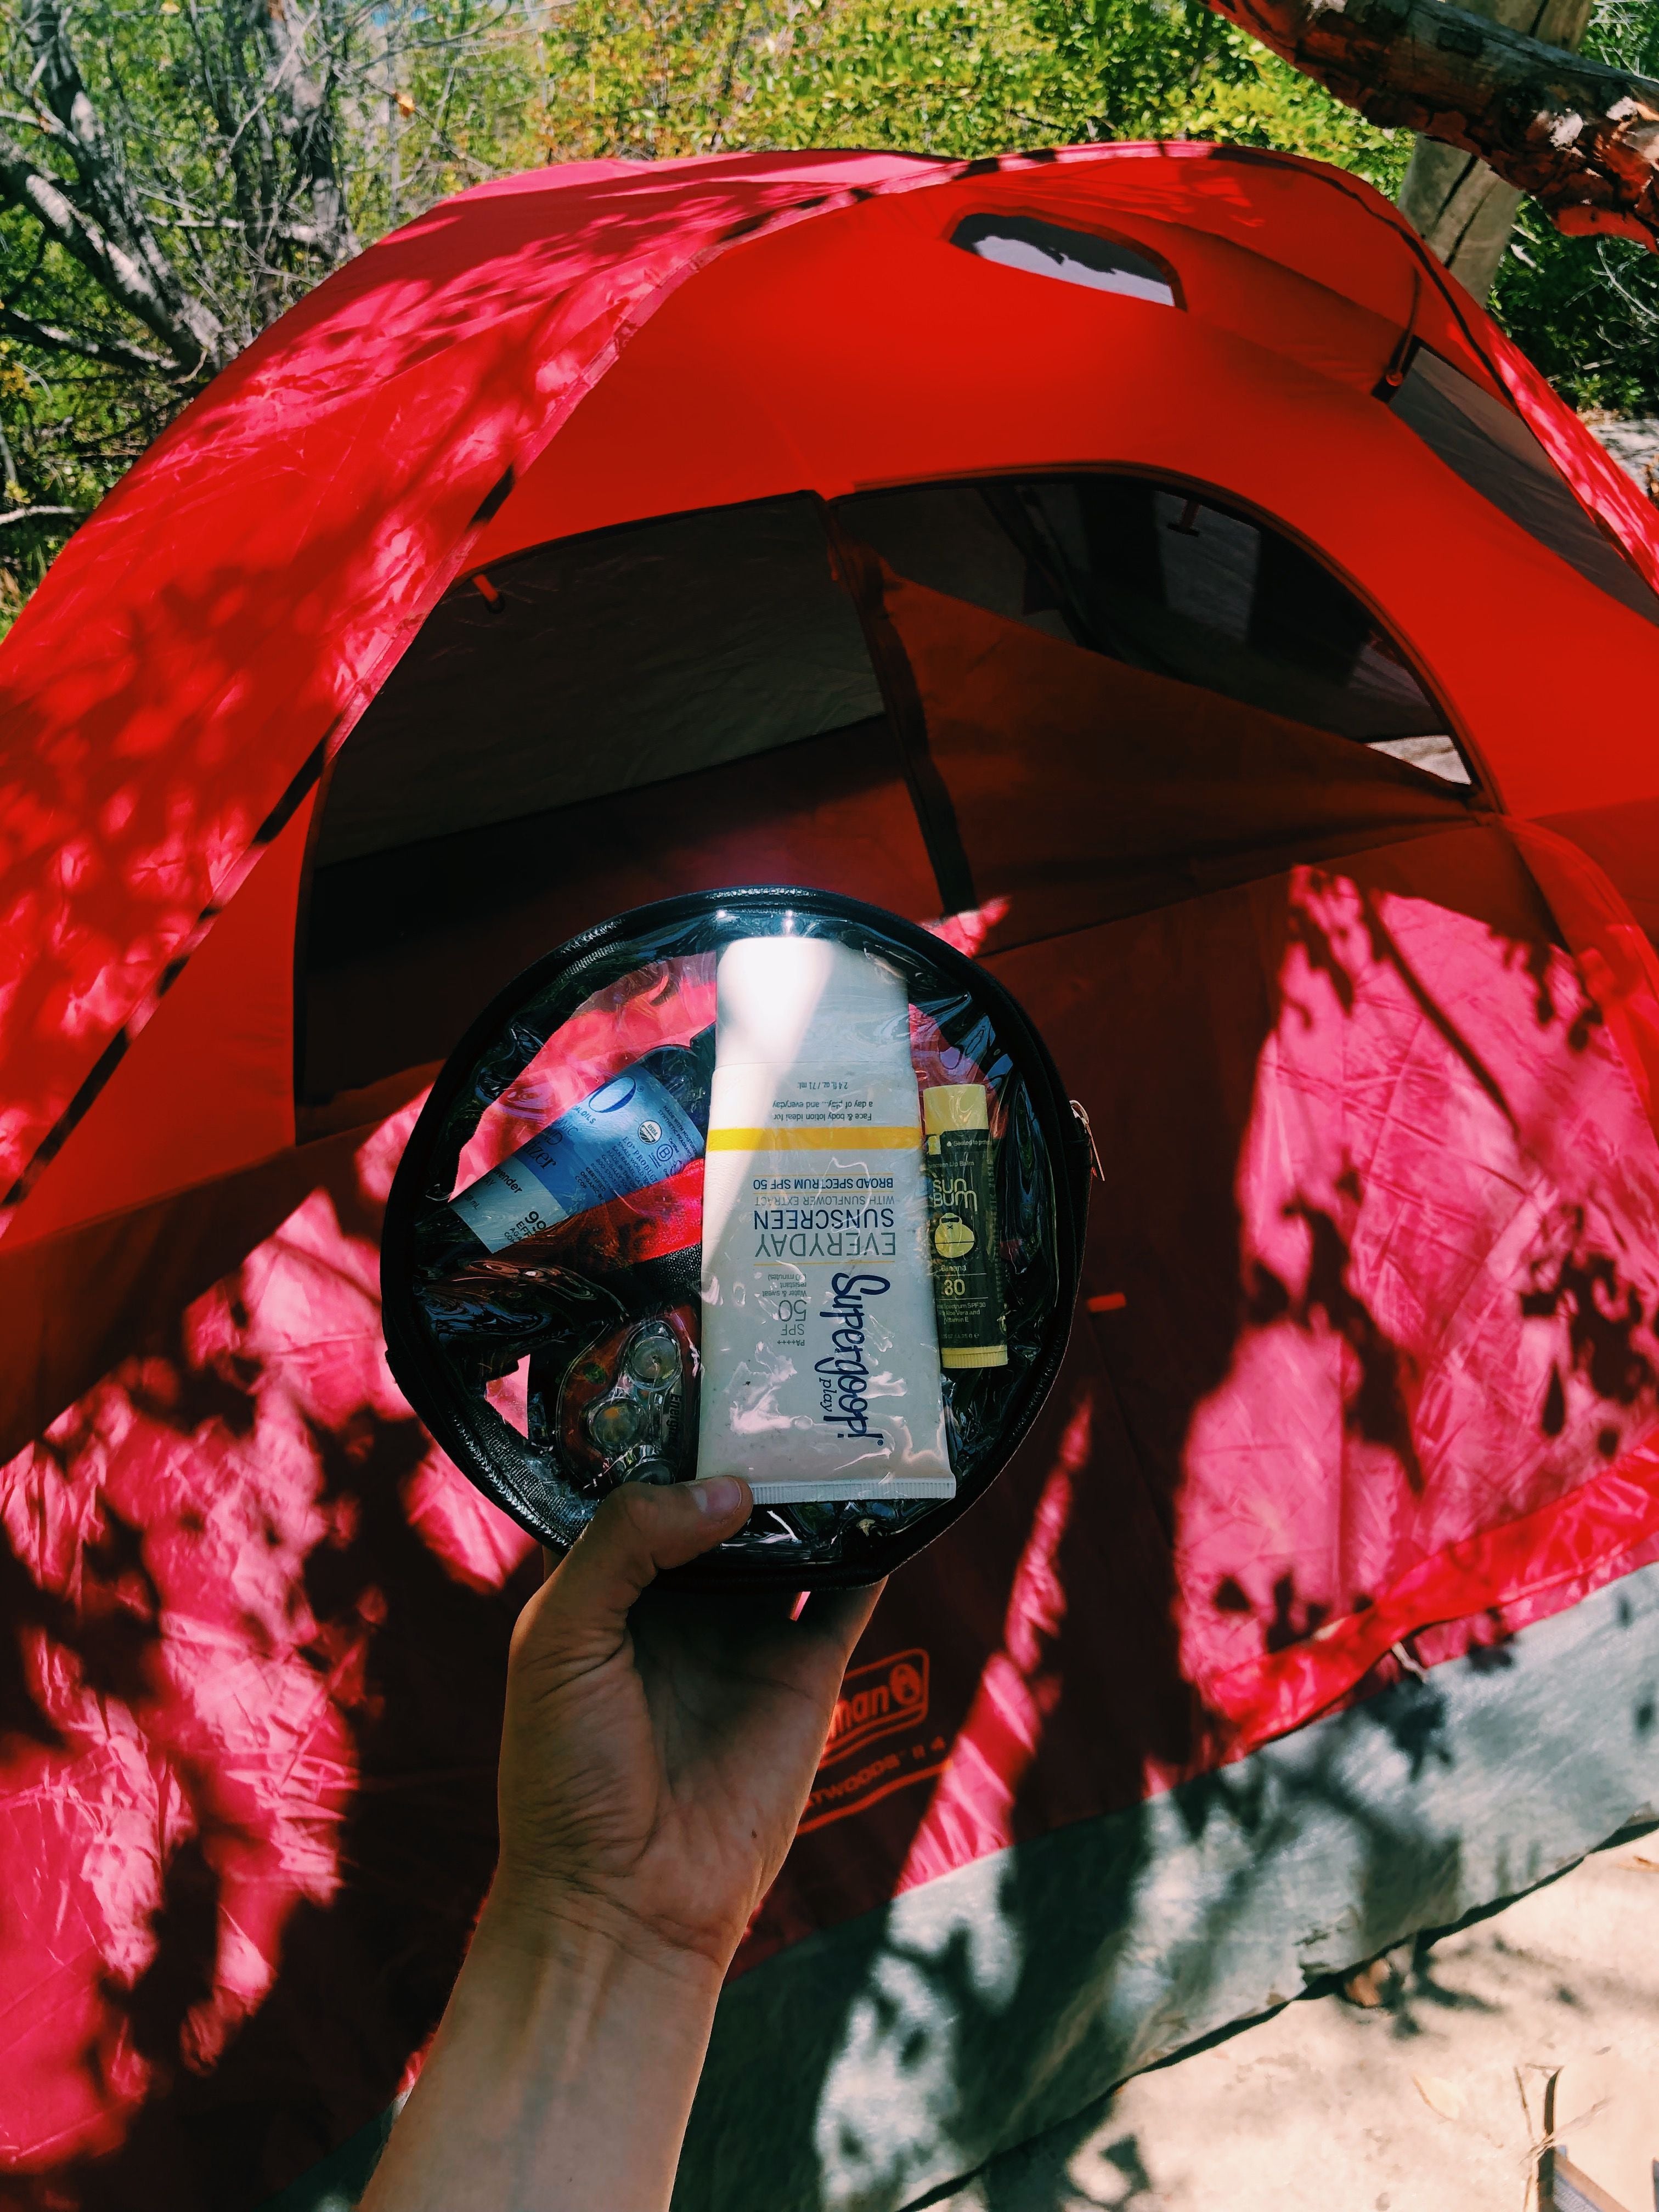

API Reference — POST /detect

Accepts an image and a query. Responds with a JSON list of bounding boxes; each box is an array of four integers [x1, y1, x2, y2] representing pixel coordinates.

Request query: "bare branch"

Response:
[[0, 122, 224, 370], [0, 301, 176, 373], [0, 100, 77, 151], [15, 0, 227, 363], [249, 0, 355, 263], [0, 501, 82, 527], [1205, 0, 1659, 246]]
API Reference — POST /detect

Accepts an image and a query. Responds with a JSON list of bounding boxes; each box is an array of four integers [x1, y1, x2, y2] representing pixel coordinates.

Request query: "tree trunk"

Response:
[[256, 0, 355, 267], [8, 0, 228, 372], [1395, 0, 1593, 296], [1204, 0, 1659, 249]]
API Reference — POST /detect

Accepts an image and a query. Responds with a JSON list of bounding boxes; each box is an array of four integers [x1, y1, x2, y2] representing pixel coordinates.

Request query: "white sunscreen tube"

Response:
[[697, 934, 953, 1503]]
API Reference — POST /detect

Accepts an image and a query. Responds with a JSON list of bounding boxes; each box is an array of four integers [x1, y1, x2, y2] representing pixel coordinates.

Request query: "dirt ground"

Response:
[[929, 1833, 1659, 2212], [1589, 414, 1659, 502]]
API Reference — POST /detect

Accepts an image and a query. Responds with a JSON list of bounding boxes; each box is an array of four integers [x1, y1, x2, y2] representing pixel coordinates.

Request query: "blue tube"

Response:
[[450, 1036, 712, 1254]]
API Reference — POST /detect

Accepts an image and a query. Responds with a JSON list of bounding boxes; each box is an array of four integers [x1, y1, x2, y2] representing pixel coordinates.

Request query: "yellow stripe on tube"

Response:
[[706, 1125, 921, 1151]]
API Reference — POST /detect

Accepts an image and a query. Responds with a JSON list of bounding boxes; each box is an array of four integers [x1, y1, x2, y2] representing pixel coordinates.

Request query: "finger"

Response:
[[546, 1476, 753, 1649], [794, 1578, 886, 1666], [726, 1578, 888, 1726]]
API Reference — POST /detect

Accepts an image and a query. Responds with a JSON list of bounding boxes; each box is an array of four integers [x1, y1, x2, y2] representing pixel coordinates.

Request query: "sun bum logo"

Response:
[[818, 1647, 930, 1770]]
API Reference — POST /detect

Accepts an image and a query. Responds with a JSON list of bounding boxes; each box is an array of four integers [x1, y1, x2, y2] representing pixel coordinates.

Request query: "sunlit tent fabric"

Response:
[[3, 142, 1659, 2212]]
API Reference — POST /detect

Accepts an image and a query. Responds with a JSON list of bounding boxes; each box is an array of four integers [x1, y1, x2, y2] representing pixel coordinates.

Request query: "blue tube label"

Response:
[[451, 1065, 704, 1252]]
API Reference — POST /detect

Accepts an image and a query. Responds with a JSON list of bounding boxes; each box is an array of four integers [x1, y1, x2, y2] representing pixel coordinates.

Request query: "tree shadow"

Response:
[[11, 833, 1659, 2212], [679, 838, 1659, 2212], [57, 1396, 537, 2212]]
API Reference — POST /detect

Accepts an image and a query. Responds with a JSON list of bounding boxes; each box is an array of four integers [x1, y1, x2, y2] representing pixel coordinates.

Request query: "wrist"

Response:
[[364, 1882, 722, 2211], [471, 1880, 730, 2012]]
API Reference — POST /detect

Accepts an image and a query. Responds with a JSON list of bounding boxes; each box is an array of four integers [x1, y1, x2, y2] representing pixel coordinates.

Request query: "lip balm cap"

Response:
[[924, 1083, 990, 1136]]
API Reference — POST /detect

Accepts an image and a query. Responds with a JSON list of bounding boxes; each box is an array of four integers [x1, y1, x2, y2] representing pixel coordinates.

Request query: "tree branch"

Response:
[[11, 0, 227, 368], [1205, 0, 1659, 246], [0, 301, 175, 373], [250, 0, 354, 263], [0, 124, 223, 371], [0, 501, 82, 527]]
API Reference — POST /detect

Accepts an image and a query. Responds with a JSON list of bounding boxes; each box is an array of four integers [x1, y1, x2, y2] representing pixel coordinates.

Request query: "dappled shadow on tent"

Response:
[[0, 1110, 534, 2208], [9, 824, 1659, 2205], [0, 156, 899, 1222], [685, 817, 1659, 2212], [13, 603, 1659, 2207], [58, 1407, 535, 2212]]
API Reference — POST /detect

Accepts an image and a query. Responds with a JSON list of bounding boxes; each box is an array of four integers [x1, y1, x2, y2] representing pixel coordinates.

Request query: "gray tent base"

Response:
[[266, 1558, 1659, 2212]]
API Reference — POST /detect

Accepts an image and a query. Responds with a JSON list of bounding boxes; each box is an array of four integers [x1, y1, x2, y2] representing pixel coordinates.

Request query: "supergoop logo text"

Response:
[[816, 1270, 890, 1443]]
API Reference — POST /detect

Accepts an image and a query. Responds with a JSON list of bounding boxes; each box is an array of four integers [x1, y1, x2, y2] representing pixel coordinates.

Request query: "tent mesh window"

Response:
[[837, 472, 1469, 781], [1390, 349, 1659, 630], [298, 472, 1469, 1111], [950, 213, 1181, 308]]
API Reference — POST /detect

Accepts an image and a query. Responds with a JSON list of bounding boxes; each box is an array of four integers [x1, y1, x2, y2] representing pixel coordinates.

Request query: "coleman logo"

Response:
[[799, 1647, 945, 1835], [819, 1647, 929, 1769]]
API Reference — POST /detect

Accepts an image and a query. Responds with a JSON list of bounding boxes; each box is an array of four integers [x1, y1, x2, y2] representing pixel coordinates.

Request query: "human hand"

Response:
[[362, 1477, 878, 2212], [489, 1475, 882, 1981]]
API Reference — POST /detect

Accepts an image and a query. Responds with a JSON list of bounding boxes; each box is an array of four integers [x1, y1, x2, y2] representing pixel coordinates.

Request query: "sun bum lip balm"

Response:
[[924, 1084, 1008, 1370], [697, 935, 952, 1504]]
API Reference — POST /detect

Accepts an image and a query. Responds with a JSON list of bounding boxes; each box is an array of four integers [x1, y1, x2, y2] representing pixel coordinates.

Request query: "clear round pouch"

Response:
[[381, 888, 1090, 1588]]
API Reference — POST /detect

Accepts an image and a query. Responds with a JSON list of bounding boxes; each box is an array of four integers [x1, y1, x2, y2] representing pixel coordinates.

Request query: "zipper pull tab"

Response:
[[1070, 1099, 1104, 1182]]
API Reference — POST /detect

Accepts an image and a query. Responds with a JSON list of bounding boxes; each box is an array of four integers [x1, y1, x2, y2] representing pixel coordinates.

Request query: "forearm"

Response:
[[357, 1481, 876, 2208], [359, 1892, 725, 2212]]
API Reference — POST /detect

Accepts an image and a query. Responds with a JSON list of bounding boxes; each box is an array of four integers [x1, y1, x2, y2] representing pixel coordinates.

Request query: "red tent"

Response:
[[4, 143, 1659, 2211]]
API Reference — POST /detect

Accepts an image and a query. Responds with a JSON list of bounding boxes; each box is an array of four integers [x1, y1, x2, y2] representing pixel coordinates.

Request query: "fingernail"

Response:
[[691, 1475, 747, 1518]]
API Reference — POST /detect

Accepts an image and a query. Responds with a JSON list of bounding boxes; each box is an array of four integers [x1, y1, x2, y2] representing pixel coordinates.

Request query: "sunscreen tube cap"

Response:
[[715, 936, 906, 1070]]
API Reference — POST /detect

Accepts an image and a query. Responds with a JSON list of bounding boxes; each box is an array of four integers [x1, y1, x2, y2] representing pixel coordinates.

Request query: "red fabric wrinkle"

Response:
[[400, 1449, 537, 1595], [1207, 1434, 1659, 1740], [1173, 859, 1659, 1735], [1506, 816, 1659, 1126], [0, 1113, 529, 2174]]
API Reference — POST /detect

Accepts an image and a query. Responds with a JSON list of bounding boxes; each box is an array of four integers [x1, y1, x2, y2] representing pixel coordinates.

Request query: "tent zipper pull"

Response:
[[1070, 1099, 1104, 1182]]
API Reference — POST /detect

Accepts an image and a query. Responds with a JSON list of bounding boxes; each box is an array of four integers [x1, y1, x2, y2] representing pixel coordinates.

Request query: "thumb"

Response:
[[536, 1476, 753, 1653]]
